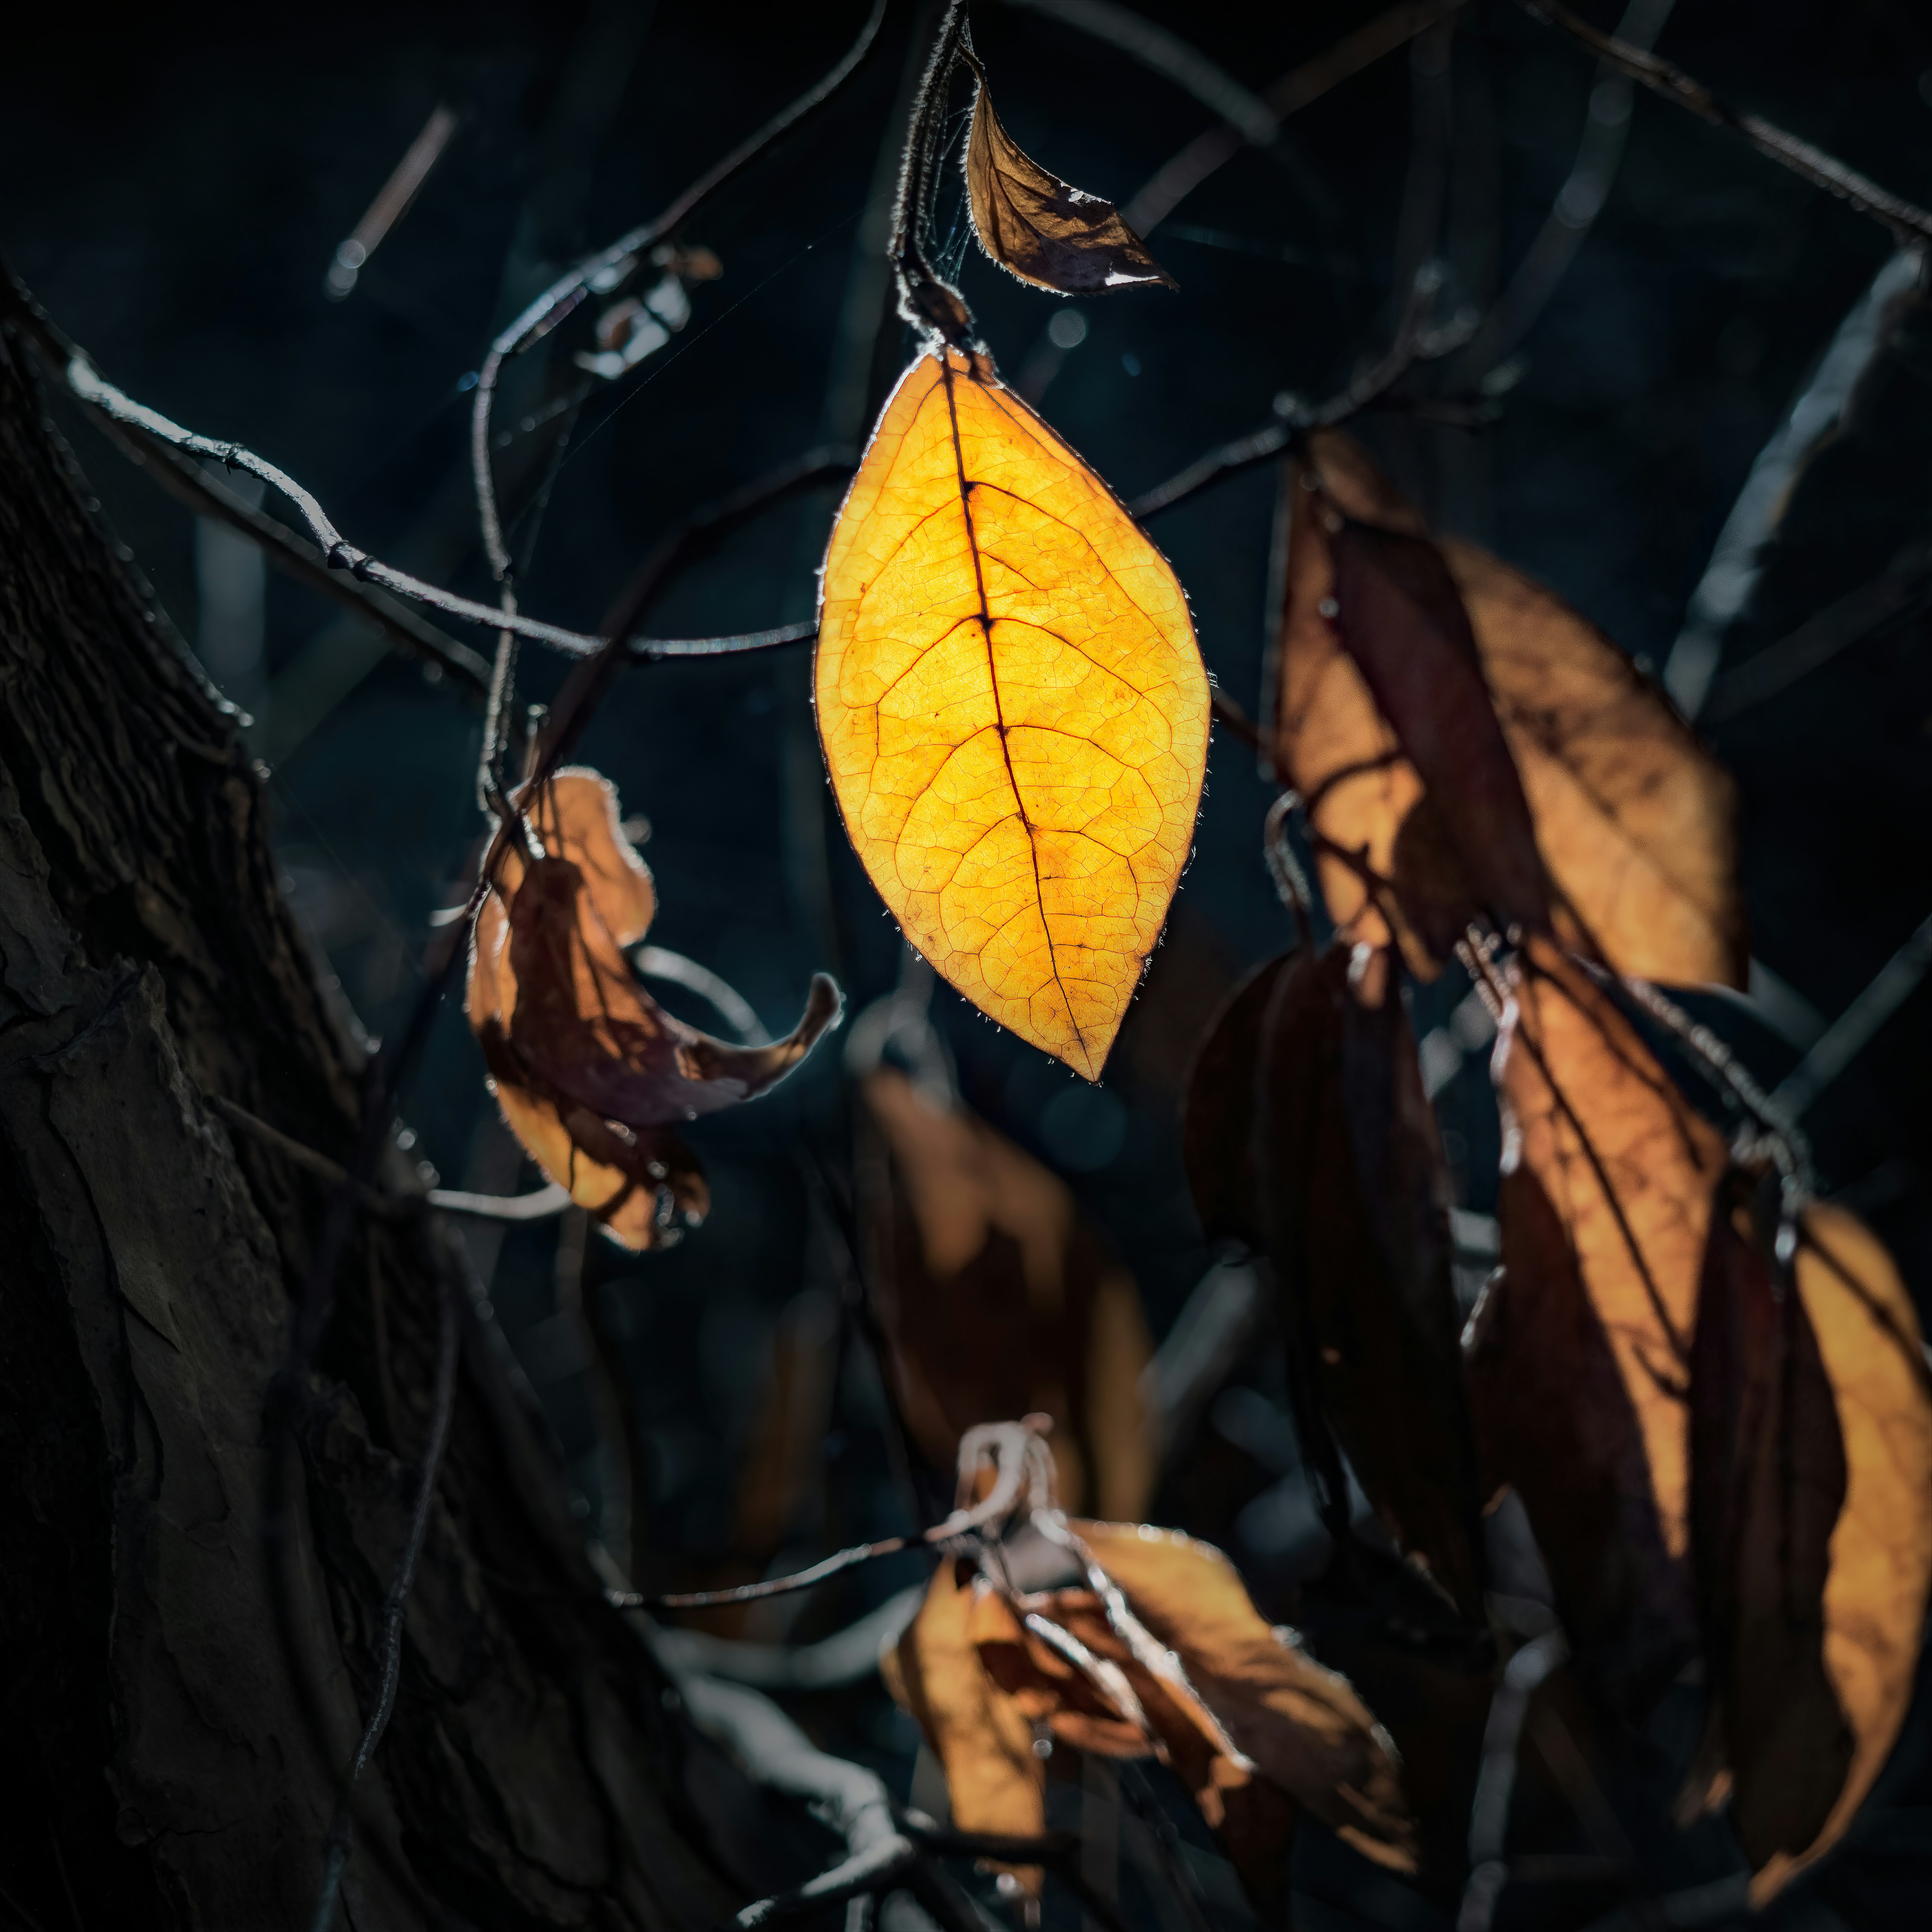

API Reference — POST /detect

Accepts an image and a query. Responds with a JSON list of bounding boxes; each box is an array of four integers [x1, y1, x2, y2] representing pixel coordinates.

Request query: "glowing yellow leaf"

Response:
[[816, 347, 1209, 1079]]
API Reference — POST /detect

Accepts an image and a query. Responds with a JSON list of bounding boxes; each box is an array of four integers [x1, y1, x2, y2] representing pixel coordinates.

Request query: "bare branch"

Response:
[[631, 620, 817, 662], [1772, 910, 1932, 1122], [210, 1096, 570, 1223], [0, 264, 493, 692], [1129, 266, 1473, 519], [1120, 0, 1472, 237], [470, 0, 888, 581], [1515, 0, 1932, 245], [1703, 537, 1932, 721]]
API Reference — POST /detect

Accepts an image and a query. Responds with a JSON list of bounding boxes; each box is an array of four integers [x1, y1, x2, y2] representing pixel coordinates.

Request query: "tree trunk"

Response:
[[0, 324, 767, 1928]]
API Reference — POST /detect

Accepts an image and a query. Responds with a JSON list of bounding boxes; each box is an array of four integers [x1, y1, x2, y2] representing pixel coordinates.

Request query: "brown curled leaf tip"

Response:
[[964, 65, 1176, 295], [467, 768, 842, 1250]]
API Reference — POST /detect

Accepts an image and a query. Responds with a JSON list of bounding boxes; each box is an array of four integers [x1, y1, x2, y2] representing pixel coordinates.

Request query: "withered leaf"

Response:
[[1684, 1169, 1850, 1877], [1468, 937, 1727, 1712], [1740, 1202, 1932, 1900], [1444, 541, 1746, 988], [1328, 518, 1550, 952], [964, 61, 1175, 295], [889, 1556, 1046, 1893], [1071, 1520, 1417, 1873], [858, 1066, 1154, 1519], [1269, 432, 1746, 986], [1180, 951, 1297, 1250], [468, 769, 842, 1250], [1255, 943, 1487, 1619]]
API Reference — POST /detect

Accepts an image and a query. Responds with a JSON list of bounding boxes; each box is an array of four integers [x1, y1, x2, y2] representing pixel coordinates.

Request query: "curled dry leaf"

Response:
[[858, 1066, 1154, 1518], [885, 1515, 1414, 1910], [963, 59, 1175, 295], [1073, 1521, 1416, 1874], [1740, 1202, 1932, 1901], [1268, 432, 1745, 986], [468, 769, 842, 1250], [1467, 938, 1727, 1712], [1684, 1169, 1850, 1880], [1256, 944, 1486, 1620], [817, 347, 1210, 1079]]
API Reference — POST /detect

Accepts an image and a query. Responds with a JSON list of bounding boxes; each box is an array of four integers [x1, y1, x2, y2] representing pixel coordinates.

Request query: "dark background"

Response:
[[4, 1, 1931, 1927]]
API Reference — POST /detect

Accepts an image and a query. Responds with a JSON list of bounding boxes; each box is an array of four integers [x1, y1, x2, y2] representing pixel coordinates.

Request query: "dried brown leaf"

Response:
[[1269, 434, 1747, 987], [1328, 519, 1550, 950], [1072, 1520, 1417, 1873], [858, 1067, 1153, 1517], [964, 63, 1175, 295], [1468, 938, 1727, 1711], [468, 768, 841, 1250], [1444, 541, 1746, 988], [890, 1557, 1046, 1892], [1740, 1203, 1932, 1900], [1255, 944, 1486, 1618], [1684, 1170, 1850, 1876]]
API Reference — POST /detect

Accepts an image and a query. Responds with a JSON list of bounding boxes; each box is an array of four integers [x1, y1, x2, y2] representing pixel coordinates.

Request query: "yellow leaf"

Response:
[[1746, 1203, 1932, 1900], [817, 347, 1210, 1079]]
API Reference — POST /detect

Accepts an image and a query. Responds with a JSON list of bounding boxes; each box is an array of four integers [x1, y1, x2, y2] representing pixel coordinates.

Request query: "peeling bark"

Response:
[[0, 328, 750, 1926]]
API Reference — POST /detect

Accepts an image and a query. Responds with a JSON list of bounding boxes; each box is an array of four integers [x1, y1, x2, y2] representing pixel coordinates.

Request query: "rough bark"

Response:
[[0, 325, 759, 1926]]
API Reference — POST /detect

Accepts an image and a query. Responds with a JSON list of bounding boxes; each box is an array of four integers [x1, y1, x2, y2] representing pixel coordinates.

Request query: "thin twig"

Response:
[[1130, 264, 1470, 519], [311, 1274, 462, 1932], [210, 1095, 571, 1222], [0, 265, 492, 691], [631, 620, 817, 662], [1120, 0, 1473, 238], [470, 0, 888, 581], [1771, 909, 1932, 1122], [1515, 0, 1932, 246], [607, 1419, 1047, 1610]]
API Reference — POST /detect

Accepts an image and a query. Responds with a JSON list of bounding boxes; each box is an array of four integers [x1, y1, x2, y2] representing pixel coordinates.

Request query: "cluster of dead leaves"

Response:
[[1162, 429, 1932, 1899], [467, 769, 840, 1249], [884, 1433, 1414, 1909]]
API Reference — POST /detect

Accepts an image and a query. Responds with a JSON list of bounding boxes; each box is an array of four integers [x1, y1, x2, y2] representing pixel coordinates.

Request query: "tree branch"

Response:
[[0, 263, 493, 693], [1515, 0, 1932, 245], [470, 0, 889, 583]]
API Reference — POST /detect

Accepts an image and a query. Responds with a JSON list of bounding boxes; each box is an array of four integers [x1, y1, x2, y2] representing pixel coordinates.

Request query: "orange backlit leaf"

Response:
[[963, 59, 1174, 295], [1267, 433, 1745, 986], [817, 347, 1210, 1079], [1070, 1520, 1416, 1872], [1743, 1203, 1932, 1901], [1469, 938, 1727, 1711], [858, 1066, 1154, 1519], [1684, 1170, 1850, 1883], [467, 769, 841, 1250], [1445, 540, 1747, 988], [888, 1556, 1046, 1893]]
